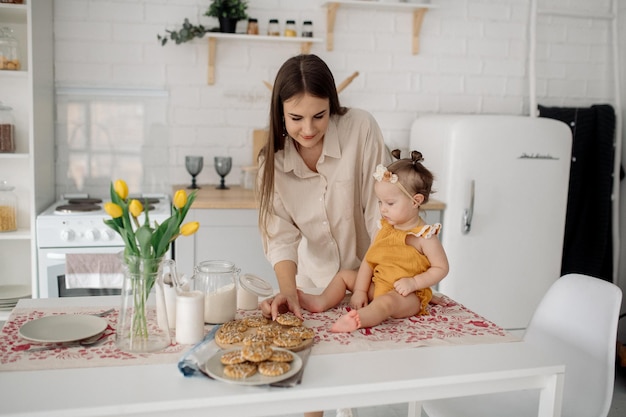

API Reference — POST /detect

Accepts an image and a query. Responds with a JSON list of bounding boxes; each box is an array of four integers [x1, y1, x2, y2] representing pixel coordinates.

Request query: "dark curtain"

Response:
[[538, 104, 616, 282]]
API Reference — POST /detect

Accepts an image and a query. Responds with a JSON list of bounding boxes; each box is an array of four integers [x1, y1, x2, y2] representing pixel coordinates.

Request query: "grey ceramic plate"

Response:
[[202, 347, 302, 386], [19, 315, 107, 343]]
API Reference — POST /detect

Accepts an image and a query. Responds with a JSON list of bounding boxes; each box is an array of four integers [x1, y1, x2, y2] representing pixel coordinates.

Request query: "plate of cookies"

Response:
[[202, 346, 303, 386], [214, 312, 315, 352]]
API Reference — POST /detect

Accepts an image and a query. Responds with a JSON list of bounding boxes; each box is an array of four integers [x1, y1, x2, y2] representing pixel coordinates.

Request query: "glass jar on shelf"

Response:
[[284, 20, 297, 37], [0, 101, 15, 153], [268, 19, 280, 36], [0, 180, 18, 232], [301, 21, 314, 38], [246, 18, 259, 35], [0, 27, 21, 71]]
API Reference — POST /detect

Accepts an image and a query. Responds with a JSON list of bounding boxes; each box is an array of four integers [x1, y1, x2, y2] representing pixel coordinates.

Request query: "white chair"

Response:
[[421, 273, 623, 417]]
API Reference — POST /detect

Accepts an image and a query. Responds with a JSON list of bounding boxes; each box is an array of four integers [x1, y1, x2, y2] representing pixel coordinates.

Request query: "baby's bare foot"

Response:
[[330, 310, 361, 333], [297, 289, 326, 313]]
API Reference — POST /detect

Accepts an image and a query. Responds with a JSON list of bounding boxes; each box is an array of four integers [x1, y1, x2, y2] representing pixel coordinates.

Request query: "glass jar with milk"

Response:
[[193, 260, 239, 324]]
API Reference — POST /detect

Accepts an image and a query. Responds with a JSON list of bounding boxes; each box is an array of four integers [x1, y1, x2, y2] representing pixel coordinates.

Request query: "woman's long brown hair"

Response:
[[258, 54, 347, 237]]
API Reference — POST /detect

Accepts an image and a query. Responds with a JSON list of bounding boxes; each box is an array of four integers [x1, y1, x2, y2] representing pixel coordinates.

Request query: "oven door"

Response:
[[38, 246, 124, 298]]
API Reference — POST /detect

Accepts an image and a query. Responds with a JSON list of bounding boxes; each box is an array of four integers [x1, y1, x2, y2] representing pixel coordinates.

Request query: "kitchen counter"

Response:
[[174, 184, 446, 211]]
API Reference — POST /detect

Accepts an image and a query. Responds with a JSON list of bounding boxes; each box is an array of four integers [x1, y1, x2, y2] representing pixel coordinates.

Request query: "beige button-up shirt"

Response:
[[264, 108, 391, 288]]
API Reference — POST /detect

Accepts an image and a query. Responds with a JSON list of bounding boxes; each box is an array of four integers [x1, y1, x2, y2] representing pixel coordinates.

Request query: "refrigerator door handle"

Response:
[[462, 180, 475, 234]]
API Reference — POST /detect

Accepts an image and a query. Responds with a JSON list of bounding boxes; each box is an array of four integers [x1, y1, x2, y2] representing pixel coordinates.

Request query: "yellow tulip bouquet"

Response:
[[103, 180, 199, 260], [103, 179, 199, 348]]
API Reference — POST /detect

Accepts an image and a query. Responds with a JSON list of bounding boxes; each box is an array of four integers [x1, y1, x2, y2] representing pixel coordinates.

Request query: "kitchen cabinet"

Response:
[[205, 33, 323, 85], [173, 185, 445, 291], [0, 2, 55, 310], [175, 207, 278, 288], [323, 1, 437, 54]]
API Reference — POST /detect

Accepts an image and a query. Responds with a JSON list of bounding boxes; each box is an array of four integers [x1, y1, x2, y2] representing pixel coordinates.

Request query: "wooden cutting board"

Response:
[[252, 129, 267, 166]]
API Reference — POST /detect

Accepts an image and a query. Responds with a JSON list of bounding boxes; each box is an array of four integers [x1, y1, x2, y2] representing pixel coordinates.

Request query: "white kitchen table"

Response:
[[0, 297, 564, 417]]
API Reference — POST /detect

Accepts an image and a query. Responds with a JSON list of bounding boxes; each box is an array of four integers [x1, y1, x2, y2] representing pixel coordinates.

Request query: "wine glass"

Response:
[[214, 156, 232, 190], [185, 156, 204, 189]]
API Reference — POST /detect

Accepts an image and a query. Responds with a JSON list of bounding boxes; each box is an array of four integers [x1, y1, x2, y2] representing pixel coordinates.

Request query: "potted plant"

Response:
[[157, 0, 248, 46], [205, 0, 248, 33]]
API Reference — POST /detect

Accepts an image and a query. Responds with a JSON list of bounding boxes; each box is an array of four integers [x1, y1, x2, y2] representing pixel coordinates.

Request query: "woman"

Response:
[[258, 54, 391, 322]]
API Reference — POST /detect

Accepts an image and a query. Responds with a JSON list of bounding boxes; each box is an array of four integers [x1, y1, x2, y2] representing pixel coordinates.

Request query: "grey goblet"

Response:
[[214, 156, 232, 190], [185, 156, 203, 189]]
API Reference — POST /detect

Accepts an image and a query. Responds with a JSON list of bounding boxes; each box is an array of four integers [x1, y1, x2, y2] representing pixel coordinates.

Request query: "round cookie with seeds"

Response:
[[220, 349, 246, 365], [275, 312, 303, 327], [243, 332, 274, 346], [223, 362, 257, 379], [243, 315, 269, 328], [215, 329, 245, 345], [269, 349, 294, 363], [242, 343, 274, 362], [273, 333, 303, 348], [256, 324, 280, 338], [286, 325, 315, 340], [220, 319, 248, 333], [258, 361, 290, 377]]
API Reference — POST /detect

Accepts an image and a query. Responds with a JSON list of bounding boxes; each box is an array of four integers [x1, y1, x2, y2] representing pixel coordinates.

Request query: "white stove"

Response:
[[36, 193, 172, 298]]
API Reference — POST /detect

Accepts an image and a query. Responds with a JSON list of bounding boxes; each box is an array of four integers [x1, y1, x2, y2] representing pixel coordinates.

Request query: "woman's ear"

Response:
[[413, 193, 425, 207]]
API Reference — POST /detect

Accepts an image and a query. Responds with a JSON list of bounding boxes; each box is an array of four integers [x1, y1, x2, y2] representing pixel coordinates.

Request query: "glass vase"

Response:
[[115, 254, 172, 353]]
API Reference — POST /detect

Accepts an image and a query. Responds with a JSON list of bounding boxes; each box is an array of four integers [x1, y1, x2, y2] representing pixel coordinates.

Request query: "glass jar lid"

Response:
[[239, 273, 273, 297]]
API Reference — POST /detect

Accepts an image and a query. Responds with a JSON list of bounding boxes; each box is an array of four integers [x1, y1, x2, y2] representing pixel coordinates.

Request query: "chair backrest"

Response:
[[523, 273, 622, 417]]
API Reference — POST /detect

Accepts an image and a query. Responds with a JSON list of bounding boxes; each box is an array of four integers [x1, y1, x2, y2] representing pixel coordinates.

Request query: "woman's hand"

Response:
[[259, 292, 303, 321]]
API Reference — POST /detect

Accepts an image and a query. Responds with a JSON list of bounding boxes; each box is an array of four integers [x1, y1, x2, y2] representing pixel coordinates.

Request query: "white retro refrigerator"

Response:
[[410, 115, 572, 330]]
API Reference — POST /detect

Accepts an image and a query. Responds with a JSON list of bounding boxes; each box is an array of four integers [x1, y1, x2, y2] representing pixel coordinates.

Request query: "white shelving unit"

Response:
[[205, 33, 323, 85], [0, 1, 55, 317], [322, 1, 438, 54]]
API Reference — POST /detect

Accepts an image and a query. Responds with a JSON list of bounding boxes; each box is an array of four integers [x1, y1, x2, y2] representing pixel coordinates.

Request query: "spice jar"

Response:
[[284, 20, 297, 37], [0, 27, 20, 71], [246, 18, 259, 35], [0, 101, 15, 153], [268, 19, 280, 36], [301, 21, 314, 38], [0, 180, 17, 232]]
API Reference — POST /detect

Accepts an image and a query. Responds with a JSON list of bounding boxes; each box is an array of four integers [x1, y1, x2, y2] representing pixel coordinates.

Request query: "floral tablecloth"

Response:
[[240, 294, 519, 355], [0, 294, 519, 372]]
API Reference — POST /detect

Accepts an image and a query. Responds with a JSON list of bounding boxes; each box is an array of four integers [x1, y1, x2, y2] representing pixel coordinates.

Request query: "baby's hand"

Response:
[[394, 277, 417, 296], [349, 290, 369, 309]]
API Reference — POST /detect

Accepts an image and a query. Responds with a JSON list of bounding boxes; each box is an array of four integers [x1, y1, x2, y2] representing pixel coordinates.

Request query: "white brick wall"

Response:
[[52, 0, 618, 195]]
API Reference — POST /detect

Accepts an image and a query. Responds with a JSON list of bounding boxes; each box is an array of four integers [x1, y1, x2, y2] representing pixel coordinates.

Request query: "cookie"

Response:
[[243, 332, 274, 346], [242, 343, 274, 362], [215, 329, 245, 345], [220, 320, 248, 333], [276, 312, 303, 327], [256, 324, 280, 338], [269, 349, 294, 363], [286, 326, 315, 339], [220, 349, 246, 365], [258, 361, 290, 377], [243, 315, 269, 328], [223, 362, 257, 379], [273, 333, 303, 348]]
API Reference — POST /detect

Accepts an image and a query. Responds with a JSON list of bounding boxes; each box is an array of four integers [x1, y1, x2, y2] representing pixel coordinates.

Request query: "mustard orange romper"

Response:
[[366, 218, 442, 315]]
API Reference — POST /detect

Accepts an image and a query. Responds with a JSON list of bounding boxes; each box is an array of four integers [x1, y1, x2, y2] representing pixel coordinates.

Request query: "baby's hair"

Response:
[[387, 149, 435, 203]]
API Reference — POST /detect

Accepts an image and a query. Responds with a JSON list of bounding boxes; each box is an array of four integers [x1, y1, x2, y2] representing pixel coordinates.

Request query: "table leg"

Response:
[[407, 401, 423, 417], [537, 373, 564, 417]]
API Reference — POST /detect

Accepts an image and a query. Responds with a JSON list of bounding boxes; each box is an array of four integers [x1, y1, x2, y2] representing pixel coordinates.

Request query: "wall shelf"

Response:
[[205, 33, 323, 85], [323, 1, 438, 54]]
